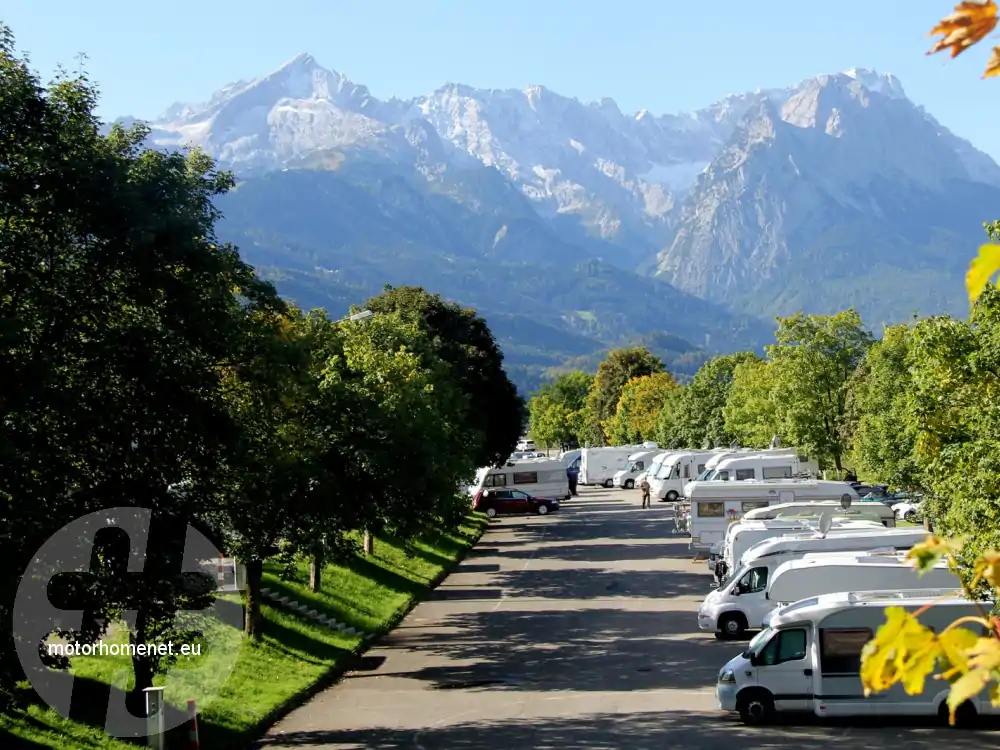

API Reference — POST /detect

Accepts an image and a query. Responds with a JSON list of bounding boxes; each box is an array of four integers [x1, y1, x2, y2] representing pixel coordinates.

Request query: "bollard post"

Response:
[[187, 698, 200, 749], [143, 686, 165, 750]]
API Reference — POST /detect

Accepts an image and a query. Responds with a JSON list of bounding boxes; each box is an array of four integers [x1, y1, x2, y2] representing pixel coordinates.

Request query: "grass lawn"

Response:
[[2, 513, 488, 750]]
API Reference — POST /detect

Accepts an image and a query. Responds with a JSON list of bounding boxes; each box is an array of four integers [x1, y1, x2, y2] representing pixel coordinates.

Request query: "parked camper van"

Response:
[[702, 453, 819, 482], [698, 526, 932, 638], [760, 551, 959, 627], [559, 449, 582, 468], [693, 448, 801, 481], [649, 450, 721, 502], [716, 591, 992, 725], [687, 480, 860, 552], [741, 501, 896, 527], [711, 518, 885, 580], [613, 449, 659, 488], [471, 458, 570, 501], [580, 444, 656, 487]]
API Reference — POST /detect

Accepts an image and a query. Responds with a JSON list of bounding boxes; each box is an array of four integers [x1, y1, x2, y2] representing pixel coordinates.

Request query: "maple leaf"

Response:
[[928, 1, 999, 58], [986, 45, 1000, 76]]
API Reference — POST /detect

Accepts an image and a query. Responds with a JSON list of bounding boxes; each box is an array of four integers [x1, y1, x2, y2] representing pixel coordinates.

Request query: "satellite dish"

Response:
[[770, 435, 781, 449], [840, 493, 853, 509], [818, 510, 834, 538]]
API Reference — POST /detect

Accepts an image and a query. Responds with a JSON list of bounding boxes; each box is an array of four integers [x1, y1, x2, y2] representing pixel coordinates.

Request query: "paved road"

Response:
[[257, 488, 992, 749]]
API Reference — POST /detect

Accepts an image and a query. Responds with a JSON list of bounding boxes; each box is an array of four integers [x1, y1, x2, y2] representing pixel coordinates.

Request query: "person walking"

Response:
[[639, 476, 651, 508]]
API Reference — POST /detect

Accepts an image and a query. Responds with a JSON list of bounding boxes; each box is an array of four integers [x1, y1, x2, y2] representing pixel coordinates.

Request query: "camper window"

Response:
[[697, 502, 725, 518], [634, 461, 644, 471], [735, 468, 755, 481], [762, 466, 792, 479], [670, 463, 681, 479], [737, 566, 768, 594], [512, 472, 538, 484], [741, 501, 769, 512], [697, 464, 706, 474], [758, 628, 808, 666], [485, 474, 507, 487], [716, 470, 730, 480], [819, 628, 873, 675]]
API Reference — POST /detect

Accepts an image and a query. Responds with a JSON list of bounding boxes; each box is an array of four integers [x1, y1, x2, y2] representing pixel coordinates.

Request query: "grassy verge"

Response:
[[2, 513, 488, 750]]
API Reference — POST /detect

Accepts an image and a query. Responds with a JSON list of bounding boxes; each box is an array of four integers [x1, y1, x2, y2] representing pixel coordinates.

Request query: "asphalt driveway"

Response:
[[256, 487, 993, 749]]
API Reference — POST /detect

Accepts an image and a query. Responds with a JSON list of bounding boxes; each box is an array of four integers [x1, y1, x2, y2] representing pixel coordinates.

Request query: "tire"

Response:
[[604, 479, 614, 489], [485, 506, 498, 518], [537, 504, 549, 516], [624, 479, 635, 489], [941, 699, 978, 728], [718, 612, 747, 640], [905, 510, 917, 522], [737, 690, 774, 725], [666, 490, 679, 502]]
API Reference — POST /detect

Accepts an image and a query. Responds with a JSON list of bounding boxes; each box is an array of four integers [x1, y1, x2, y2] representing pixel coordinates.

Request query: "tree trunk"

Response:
[[244, 558, 264, 640], [363, 530, 373, 556], [833, 452, 843, 473], [924, 516, 934, 533], [128, 614, 155, 717], [309, 542, 323, 592]]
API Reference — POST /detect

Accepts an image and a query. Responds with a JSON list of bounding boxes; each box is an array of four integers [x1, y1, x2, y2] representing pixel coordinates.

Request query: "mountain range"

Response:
[[111, 55, 1000, 393]]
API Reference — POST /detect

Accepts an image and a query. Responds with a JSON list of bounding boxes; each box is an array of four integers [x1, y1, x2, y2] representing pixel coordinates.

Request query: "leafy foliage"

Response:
[[582, 347, 664, 444], [528, 371, 593, 449], [604, 373, 678, 444]]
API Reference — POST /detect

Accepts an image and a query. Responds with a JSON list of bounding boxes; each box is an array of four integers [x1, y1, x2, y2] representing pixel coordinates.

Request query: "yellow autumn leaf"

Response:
[[966, 636, 1000, 671], [906, 535, 964, 573], [946, 668, 990, 724], [968, 243, 1000, 305], [986, 45, 1000, 76], [990, 682, 1000, 706], [975, 550, 1000, 589], [929, 1, 999, 58], [860, 606, 940, 695], [937, 626, 980, 673]]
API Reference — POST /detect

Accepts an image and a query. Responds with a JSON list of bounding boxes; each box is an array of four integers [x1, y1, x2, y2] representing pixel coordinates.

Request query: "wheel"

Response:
[[941, 699, 978, 728], [737, 689, 774, 725], [905, 510, 917, 522], [485, 507, 498, 518], [537, 504, 549, 515], [624, 479, 635, 489], [666, 491, 678, 502], [718, 613, 747, 640], [604, 479, 614, 488]]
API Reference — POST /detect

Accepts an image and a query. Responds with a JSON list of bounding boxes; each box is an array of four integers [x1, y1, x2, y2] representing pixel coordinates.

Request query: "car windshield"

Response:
[[718, 564, 746, 591], [745, 627, 774, 657]]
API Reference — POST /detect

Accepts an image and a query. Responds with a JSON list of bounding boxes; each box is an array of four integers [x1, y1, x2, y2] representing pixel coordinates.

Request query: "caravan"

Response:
[[687, 479, 860, 553], [470, 458, 571, 500], [716, 591, 993, 725], [701, 453, 819, 482], [612, 449, 660, 488], [580, 444, 656, 487], [648, 450, 722, 501], [698, 526, 932, 638]]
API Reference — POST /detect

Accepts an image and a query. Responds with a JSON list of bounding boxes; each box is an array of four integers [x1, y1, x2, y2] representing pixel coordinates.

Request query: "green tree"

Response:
[[843, 324, 922, 489], [605, 372, 678, 444], [723, 358, 782, 448], [583, 347, 664, 444], [660, 352, 761, 448], [766, 310, 873, 469], [365, 286, 524, 467], [527, 371, 593, 449]]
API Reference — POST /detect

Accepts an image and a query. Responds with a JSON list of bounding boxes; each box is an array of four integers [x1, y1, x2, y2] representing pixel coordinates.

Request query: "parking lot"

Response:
[[258, 486, 993, 749]]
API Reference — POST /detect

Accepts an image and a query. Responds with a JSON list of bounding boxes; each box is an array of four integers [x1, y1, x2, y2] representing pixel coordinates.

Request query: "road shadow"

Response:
[[489, 567, 710, 599], [507, 541, 702, 563], [362, 609, 732, 691], [253, 708, 999, 749]]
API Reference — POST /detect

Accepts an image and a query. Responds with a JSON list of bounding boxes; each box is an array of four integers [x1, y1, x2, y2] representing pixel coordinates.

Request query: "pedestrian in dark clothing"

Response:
[[640, 477, 651, 508]]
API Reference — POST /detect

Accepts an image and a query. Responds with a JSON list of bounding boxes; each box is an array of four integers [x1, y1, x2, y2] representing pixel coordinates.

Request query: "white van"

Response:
[[716, 590, 993, 725], [687, 480, 860, 552], [711, 518, 885, 580], [698, 526, 932, 638], [742, 501, 896, 527], [703, 453, 819, 482], [471, 458, 570, 500], [612, 450, 659, 488], [761, 551, 959, 627], [580, 446, 652, 487], [693, 447, 802, 481], [649, 450, 721, 501]]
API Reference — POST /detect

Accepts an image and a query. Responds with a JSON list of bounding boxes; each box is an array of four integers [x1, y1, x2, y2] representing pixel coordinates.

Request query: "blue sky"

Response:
[[5, 0, 1000, 157]]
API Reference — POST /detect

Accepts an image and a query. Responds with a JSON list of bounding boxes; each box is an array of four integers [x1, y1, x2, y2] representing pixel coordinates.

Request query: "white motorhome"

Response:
[[716, 591, 993, 725], [760, 551, 960, 628], [742, 501, 896, 526], [711, 518, 885, 580], [693, 447, 801, 481], [580, 444, 655, 487], [649, 450, 722, 501], [698, 526, 933, 638], [471, 458, 571, 500], [702, 453, 819, 482], [612, 449, 659, 488], [687, 480, 860, 552], [559, 449, 582, 469]]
